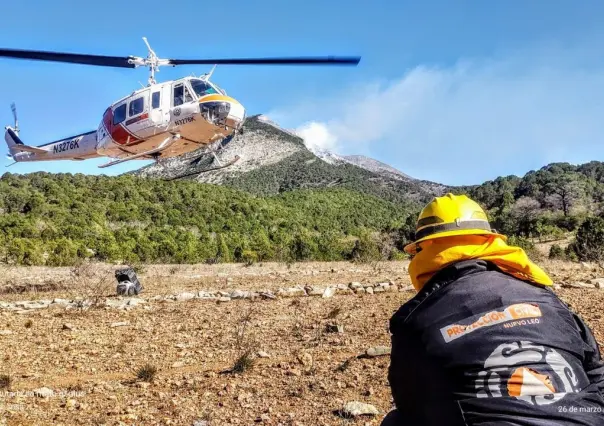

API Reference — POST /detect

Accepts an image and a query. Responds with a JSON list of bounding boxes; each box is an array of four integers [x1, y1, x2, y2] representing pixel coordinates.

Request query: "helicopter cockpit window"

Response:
[[113, 104, 126, 125], [190, 79, 218, 98], [129, 97, 144, 117]]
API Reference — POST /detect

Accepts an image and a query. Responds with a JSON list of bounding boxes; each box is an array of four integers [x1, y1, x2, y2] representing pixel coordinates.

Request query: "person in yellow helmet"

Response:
[[380, 193, 604, 426]]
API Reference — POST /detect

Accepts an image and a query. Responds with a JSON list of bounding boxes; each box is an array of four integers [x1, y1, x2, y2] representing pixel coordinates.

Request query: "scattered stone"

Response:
[[365, 287, 374, 295], [354, 287, 366, 294], [297, 351, 313, 370], [306, 286, 325, 296], [349, 282, 363, 290], [589, 278, 604, 289], [562, 282, 596, 289], [65, 399, 78, 409], [325, 323, 344, 334], [373, 286, 385, 293], [62, 324, 75, 331], [277, 287, 307, 298], [365, 346, 391, 358], [217, 297, 231, 303], [259, 292, 276, 300], [171, 361, 185, 368], [0, 330, 13, 335], [110, 321, 129, 328], [175, 292, 196, 302], [257, 351, 271, 358], [340, 401, 379, 417], [322, 287, 336, 298], [230, 290, 248, 299], [193, 421, 209, 426]]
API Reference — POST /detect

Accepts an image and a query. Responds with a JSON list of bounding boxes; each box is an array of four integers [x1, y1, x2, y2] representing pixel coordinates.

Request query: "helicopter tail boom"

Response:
[[5, 127, 46, 154], [4, 126, 101, 162]]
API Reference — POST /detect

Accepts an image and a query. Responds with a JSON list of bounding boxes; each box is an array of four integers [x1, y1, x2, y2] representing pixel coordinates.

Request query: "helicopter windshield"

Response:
[[190, 79, 222, 97]]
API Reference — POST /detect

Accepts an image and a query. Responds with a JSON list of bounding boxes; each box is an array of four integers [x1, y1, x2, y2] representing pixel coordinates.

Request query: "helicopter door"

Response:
[[170, 82, 198, 129], [148, 85, 170, 133]]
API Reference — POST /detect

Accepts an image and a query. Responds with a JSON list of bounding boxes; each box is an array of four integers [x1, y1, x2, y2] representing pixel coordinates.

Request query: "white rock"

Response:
[[176, 292, 196, 301], [366, 287, 374, 295], [230, 290, 250, 299], [365, 346, 391, 357], [0, 330, 13, 335], [341, 401, 379, 417], [257, 351, 271, 358], [589, 278, 604, 289], [373, 286, 385, 293], [306, 286, 325, 296], [354, 287, 366, 294], [217, 297, 231, 303], [172, 361, 185, 368], [110, 321, 129, 328], [349, 282, 363, 289], [322, 287, 336, 298]]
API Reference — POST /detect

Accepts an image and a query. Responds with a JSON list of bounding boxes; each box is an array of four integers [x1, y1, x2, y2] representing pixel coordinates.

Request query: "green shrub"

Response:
[[241, 250, 258, 266], [570, 216, 604, 262], [507, 236, 540, 259], [548, 244, 565, 259]]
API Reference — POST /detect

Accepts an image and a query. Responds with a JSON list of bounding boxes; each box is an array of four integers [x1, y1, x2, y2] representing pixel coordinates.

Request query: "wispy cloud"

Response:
[[268, 43, 604, 185]]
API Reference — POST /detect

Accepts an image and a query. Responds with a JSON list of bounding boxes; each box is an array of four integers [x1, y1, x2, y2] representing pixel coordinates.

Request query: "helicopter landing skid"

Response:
[[165, 155, 240, 181]]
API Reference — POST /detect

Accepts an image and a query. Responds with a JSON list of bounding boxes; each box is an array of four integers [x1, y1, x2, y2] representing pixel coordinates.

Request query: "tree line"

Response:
[[0, 172, 418, 266], [2, 160, 604, 267]]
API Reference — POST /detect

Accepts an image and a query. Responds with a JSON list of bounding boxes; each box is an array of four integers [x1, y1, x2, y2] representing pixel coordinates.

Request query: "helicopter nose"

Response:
[[228, 102, 245, 130]]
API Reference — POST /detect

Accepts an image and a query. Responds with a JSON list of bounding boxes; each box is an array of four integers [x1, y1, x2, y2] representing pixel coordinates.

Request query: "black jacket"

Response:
[[387, 260, 604, 425]]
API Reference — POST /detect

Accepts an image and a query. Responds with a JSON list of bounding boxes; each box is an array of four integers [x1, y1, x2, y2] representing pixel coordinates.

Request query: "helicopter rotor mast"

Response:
[[127, 37, 171, 86]]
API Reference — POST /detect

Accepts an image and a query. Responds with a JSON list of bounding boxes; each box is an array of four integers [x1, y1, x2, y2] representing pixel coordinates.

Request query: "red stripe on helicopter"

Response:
[[102, 107, 142, 146], [126, 113, 149, 126]]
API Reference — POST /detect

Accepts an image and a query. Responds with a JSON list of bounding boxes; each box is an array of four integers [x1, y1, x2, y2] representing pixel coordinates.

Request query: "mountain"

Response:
[[133, 114, 448, 204], [342, 155, 413, 180]]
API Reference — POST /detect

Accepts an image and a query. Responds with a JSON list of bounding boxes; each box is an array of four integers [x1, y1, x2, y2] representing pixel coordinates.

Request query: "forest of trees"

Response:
[[0, 172, 419, 266], [2, 161, 604, 266]]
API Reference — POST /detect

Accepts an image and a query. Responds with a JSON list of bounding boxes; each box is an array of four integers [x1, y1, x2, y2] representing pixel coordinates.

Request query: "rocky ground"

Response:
[[0, 259, 603, 426]]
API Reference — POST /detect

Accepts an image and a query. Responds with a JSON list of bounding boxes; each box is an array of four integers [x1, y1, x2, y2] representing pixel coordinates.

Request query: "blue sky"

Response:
[[1, 0, 603, 185]]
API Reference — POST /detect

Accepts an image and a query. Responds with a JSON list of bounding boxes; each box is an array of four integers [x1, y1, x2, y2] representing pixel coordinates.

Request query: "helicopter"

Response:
[[1, 38, 360, 173]]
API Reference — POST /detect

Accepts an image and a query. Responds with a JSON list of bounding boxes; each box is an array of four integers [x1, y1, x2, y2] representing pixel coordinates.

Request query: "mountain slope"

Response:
[[343, 155, 413, 180], [133, 115, 447, 204]]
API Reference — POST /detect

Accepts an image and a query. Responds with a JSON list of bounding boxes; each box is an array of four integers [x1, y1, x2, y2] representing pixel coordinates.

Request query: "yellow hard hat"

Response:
[[404, 193, 505, 254]]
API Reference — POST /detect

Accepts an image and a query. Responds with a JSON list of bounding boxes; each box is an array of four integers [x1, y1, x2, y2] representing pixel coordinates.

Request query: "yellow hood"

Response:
[[408, 234, 553, 291]]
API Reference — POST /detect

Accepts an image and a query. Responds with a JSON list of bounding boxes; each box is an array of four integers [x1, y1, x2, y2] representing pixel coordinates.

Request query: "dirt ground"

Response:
[[0, 259, 603, 426]]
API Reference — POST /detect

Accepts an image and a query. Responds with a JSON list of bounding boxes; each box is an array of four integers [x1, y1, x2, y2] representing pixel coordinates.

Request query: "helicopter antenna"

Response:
[[201, 65, 217, 81], [10, 102, 18, 134]]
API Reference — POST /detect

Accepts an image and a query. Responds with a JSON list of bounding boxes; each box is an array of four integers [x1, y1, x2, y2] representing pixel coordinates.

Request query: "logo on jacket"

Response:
[[441, 303, 542, 343], [475, 341, 581, 406]]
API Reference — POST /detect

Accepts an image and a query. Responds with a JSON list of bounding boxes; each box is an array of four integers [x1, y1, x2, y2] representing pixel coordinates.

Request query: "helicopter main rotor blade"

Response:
[[0, 48, 135, 68], [168, 56, 361, 66]]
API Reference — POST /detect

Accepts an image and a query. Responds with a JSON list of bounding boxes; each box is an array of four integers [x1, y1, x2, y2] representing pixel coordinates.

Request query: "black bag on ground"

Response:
[[114, 267, 143, 296]]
